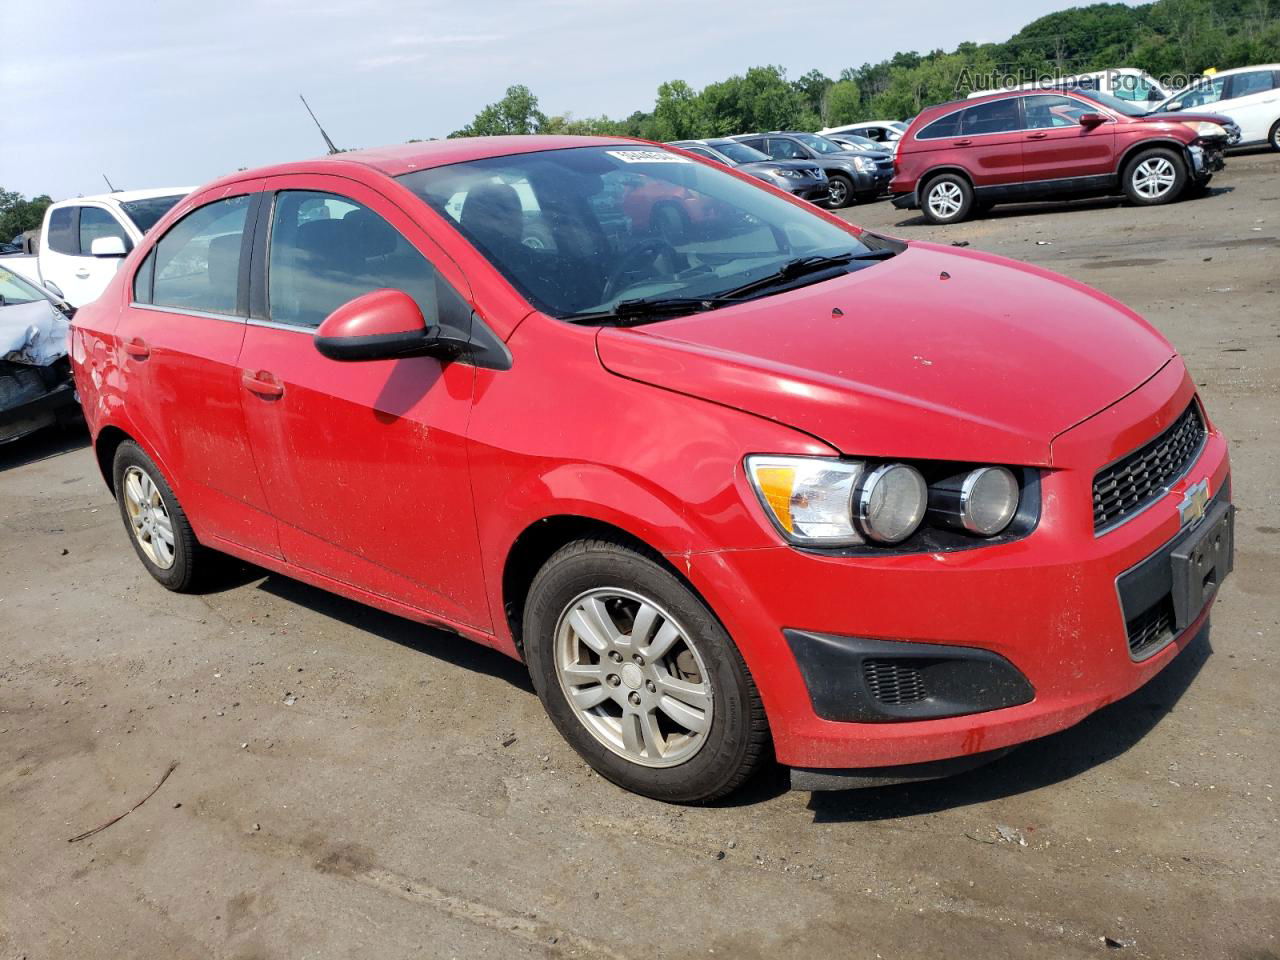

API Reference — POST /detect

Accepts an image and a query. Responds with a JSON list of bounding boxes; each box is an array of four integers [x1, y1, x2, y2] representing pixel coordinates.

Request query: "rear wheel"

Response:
[[1269, 119, 1280, 152], [523, 539, 769, 803], [112, 440, 206, 592], [1122, 148, 1186, 206], [920, 173, 973, 224], [825, 174, 854, 208]]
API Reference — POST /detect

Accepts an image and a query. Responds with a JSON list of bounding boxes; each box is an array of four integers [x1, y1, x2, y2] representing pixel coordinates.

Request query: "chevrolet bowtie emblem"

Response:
[[1179, 478, 1210, 527]]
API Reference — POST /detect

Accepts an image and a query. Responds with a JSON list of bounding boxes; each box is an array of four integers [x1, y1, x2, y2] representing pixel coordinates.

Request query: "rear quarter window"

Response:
[[917, 111, 962, 140]]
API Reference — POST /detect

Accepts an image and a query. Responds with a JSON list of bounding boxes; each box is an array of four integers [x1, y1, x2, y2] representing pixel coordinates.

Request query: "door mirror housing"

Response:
[[43, 280, 66, 300], [1078, 112, 1108, 128], [314, 289, 465, 363], [1165, 100, 1183, 111], [90, 236, 128, 258]]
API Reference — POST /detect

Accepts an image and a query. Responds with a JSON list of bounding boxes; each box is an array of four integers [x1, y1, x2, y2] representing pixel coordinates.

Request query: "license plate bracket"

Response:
[[1169, 501, 1234, 630]]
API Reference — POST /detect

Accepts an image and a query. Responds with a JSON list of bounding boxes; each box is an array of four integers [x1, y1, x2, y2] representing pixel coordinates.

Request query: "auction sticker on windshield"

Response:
[[606, 150, 691, 163]]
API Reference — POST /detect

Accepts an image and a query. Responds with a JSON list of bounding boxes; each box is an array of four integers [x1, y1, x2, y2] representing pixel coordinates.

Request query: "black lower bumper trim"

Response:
[[784, 630, 1034, 723], [0, 381, 78, 443], [791, 747, 1013, 791]]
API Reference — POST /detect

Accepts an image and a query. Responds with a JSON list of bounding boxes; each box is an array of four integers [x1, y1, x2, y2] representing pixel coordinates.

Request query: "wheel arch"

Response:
[[94, 424, 136, 494], [917, 165, 975, 194], [501, 514, 715, 658], [1116, 138, 1189, 177]]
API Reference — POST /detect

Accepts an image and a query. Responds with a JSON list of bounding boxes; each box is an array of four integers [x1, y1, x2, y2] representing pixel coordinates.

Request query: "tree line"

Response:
[[448, 0, 1280, 140]]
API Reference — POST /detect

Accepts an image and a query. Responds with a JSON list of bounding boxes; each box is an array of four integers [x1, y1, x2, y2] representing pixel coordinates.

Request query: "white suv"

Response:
[[1154, 65, 1280, 150], [37, 188, 191, 305]]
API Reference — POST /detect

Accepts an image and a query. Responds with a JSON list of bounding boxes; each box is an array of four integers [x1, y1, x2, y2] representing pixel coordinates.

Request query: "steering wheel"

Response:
[[602, 238, 680, 301]]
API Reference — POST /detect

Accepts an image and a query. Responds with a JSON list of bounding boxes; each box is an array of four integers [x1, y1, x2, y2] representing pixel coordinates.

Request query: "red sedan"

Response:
[[69, 136, 1233, 802]]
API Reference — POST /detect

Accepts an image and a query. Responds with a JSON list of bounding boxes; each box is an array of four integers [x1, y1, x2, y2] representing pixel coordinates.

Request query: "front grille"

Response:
[[1126, 595, 1175, 657], [1093, 402, 1205, 532], [863, 659, 928, 705]]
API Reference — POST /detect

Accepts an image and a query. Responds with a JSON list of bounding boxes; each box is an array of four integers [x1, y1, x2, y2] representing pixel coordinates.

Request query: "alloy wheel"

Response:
[[122, 465, 176, 569], [927, 181, 963, 219], [1132, 157, 1176, 199], [554, 588, 713, 768], [827, 178, 848, 206]]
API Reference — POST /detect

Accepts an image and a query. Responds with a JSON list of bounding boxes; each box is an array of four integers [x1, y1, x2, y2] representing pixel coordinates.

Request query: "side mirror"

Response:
[[1166, 100, 1183, 111], [43, 280, 66, 300], [1078, 112, 1108, 128], [314, 289, 463, 363], [90, 236, 127, 258]]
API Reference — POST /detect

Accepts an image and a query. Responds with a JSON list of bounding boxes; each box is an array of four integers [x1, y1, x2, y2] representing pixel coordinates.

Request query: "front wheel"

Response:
[[824, 174, 854, 208], [920, 173, 973, 224], [1123, 148, 1186, 206], [523, 540, 769, 803]]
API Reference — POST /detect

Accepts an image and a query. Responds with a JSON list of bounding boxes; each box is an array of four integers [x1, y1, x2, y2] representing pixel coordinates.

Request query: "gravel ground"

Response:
[[2, 151, 1277, 960]]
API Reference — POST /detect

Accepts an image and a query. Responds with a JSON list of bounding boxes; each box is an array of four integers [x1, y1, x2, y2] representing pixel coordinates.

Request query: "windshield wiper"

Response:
[[716, 249, 896, 300]]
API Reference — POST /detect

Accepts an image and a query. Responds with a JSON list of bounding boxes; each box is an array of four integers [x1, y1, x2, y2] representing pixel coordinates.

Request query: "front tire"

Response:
[[112, 440, 205, 592], [1122, 148, 1186, 206], [523, 539, 769, 803], [920, 173, 973, 224], [824, 174, 854, 208]]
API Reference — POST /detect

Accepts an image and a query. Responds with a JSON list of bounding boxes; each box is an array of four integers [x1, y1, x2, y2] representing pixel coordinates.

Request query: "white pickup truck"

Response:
[[2, 187, 192, 306]]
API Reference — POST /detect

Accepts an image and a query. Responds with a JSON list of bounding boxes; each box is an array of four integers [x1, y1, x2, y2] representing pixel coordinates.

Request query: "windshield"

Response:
[[1070, 89, 1150, 117], [712, 140, 769, 164], [399, 145, 878, 320], [120, 194, 187, 233], [0, 264, 48, 305], [792, 133, 845, 155]]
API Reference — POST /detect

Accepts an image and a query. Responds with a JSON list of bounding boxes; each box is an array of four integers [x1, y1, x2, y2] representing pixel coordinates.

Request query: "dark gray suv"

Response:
[[731, 132, 894, 207], [668, 139, 829, 204]]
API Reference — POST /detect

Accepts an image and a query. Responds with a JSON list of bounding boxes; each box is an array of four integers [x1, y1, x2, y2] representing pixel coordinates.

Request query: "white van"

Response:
[[30, 188, 192, 306], [966, 68, 1171, 105], [1152, 65, 1280, 150]]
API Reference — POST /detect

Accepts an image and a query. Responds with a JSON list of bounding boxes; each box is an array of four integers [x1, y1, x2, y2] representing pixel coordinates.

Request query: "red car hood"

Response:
[[1133, 111, 1233, 127], [596, 243, 1175, 466]]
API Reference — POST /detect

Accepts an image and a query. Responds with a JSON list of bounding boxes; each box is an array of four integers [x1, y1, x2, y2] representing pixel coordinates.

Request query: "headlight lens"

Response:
[[746, 456, 863, 545], [1181, 121, 1226, 138], [853, 156, 875, 173], [854, 463, 928, 543], [928, 466, 1020, 536], [773, 168, 802, 179]]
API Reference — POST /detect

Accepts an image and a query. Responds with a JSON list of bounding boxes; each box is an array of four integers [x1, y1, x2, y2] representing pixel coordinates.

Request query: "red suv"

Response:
[[70, 137, 1233, 802], [891, 89, 1238, 223]]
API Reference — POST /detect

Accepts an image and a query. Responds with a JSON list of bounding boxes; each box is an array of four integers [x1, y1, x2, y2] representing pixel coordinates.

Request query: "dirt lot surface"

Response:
[[3, 152, 1278, 960]]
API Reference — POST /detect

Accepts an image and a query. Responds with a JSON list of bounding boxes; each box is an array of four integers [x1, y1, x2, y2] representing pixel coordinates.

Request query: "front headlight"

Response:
[[1181, 121, 1226, 138], [853, 156, 875, 173], [927, 466, 1020, 537], [746, 456, 1027, 548], [746, 456, 864, 545], [773, 168, 803, 179]]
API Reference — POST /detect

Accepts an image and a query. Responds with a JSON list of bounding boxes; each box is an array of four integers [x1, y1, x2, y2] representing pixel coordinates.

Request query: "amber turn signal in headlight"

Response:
[[745, 456, 864, 546]]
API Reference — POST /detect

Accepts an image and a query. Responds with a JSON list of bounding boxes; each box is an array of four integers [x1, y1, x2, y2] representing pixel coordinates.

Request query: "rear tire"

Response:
[[523, 539, 769, 803], [1269, 119, 1280, 152], [920, 173, 973, 224], [112, 440, 206, 592], [1122, 147, 1186, 206]]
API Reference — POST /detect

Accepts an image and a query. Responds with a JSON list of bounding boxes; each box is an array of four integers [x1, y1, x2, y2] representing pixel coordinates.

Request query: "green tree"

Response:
[[651, 80, 705, 141], [823, 80, 862, 125], [449, 84, 548, 138], [794, 69, 833, 117], [0, 189, 53, 242]]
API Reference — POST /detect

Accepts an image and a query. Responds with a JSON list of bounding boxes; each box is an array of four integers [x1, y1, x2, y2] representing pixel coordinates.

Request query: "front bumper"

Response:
[[681, 360, 1232, 773]]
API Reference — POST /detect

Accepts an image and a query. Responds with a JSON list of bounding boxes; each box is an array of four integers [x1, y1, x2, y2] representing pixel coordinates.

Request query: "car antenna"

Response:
[[103, 174, 120, 192], [300, 94, 341, 155]]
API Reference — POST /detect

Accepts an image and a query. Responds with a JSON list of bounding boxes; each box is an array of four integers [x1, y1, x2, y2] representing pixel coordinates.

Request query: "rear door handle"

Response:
[[241, 369, 285, 399], [1026, 132, 1049, 139], [75, 269, 91, 279], [124, 337, 150, 360]]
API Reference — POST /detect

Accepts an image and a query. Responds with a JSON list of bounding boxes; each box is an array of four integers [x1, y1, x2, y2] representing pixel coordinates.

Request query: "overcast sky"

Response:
[[5, 0, 1095, 200]]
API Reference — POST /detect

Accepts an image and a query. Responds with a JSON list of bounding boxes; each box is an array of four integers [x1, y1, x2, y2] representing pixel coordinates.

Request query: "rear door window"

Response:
[[765, 138, 808, 160], [46, 206, 80, 255], [151, 195, 251, 315], [79, 206, 132, 253], [1227, 70, 1276, 99], [959, 99, 1021, 135]]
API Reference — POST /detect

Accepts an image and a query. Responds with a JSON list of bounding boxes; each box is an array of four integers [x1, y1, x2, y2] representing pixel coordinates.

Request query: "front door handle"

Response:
[[124, 337, 150, 360], [1026, 132, 1049, 139], [241, 369, 284, 399], [953, 138, 973, 146], [75, 269, 91, 279]]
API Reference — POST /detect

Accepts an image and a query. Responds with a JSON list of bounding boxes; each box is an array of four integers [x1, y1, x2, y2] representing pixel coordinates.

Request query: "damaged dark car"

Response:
[[0, 264, 78, 444]]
